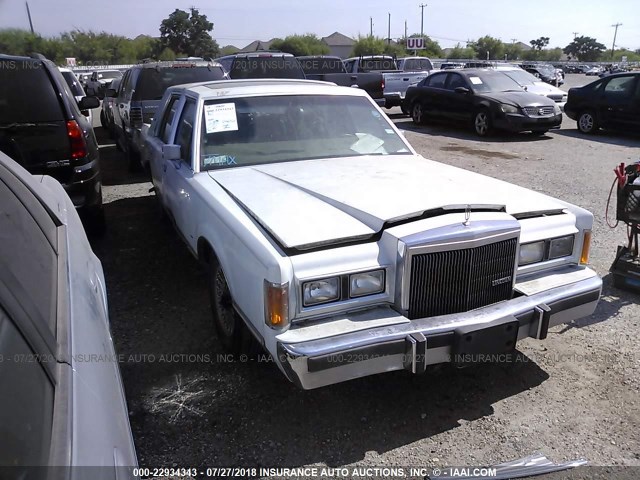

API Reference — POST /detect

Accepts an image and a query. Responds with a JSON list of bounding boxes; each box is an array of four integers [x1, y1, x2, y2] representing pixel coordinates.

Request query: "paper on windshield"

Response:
[[350, 133, 385, 154], [469, 77, 483, 85], [205, 103, 238, 134]]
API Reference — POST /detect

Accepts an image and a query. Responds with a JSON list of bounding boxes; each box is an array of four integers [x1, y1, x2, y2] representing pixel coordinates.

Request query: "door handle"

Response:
[[403, 78, 410, 81]]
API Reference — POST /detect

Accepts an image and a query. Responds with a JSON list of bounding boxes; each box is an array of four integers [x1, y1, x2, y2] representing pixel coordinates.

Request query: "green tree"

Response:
[[530, 36, 550, 51], [219, 45, 240, 56], [503, 43, 522, 61], [541, 47, 563, 62], [563, 36, 606, 62], [469, 35, 504, 60], [447, 42, 476, 59], [351, 35, 388, 56], [160, 8, 219, 57], [270, 34, 329, 56]]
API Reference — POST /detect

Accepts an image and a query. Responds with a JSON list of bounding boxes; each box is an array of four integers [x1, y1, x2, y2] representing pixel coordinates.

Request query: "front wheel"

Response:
[[577, 110, 599, 134], [400, 104, 409, 116], [473, 110, 492, 137], [208, 261, 259, 355]]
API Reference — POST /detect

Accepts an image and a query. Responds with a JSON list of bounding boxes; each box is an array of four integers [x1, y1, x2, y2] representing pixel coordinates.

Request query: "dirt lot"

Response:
[[91, 74, 639, 477]]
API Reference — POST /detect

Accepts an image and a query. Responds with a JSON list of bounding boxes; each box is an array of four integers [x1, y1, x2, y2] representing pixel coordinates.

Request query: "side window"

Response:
[[446, 73, 467, 90], [0, 306, 55, 468], [159, 96, 181, 144], [174, 99, 196, 164], [119, 71, 130, 97], [603, 76, 635, 98], [426, 73, 447, 88], [344, 60, 354, 73]]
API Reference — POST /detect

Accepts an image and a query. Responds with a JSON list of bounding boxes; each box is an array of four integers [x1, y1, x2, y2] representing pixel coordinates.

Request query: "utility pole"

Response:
[[510, 38, 517, 44], [387, 12, 391, 45], [572, 32, 579, 39], [419, 3, 426, 37], [370, 17, 373, 37], [25, 1, 34, 34], [405, 20, 408, 42], [611, 23, 622, 59]]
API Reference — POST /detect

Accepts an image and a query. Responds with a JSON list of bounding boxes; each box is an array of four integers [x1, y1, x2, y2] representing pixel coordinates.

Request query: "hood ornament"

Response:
[[463, 204, 471, 226]]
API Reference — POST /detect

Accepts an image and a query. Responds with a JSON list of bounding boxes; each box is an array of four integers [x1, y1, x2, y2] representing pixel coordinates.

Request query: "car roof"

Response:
[[133, 60, 223, 69], [168, 78, 369, 99]]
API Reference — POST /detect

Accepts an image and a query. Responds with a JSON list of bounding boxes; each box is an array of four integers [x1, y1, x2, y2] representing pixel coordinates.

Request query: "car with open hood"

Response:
[[144, 78, 601, 390], [404, 68, 563, 136]]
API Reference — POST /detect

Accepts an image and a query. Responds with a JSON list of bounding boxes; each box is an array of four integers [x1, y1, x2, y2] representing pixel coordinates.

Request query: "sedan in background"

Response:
[[564, 72, 640, 134], [495, 65, 567, 110], [0, 151, 137, 473], [404, 69, 563, 136], [100, 76, 122, 137]]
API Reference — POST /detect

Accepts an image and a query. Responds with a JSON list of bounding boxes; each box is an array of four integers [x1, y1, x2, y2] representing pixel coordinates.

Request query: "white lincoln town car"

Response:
[[145, 79, 601, 390]]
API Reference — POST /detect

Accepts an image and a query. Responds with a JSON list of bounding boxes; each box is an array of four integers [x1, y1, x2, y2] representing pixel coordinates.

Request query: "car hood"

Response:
[[527, 82, 566, 95], [484, 91, 553, 107], [207, 155, 566, 250]]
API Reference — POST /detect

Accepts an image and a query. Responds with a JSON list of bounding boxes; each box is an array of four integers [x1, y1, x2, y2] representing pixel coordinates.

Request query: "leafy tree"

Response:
[[541, 47, 563, 62], [563, 36, 606, 62], [351, 35, 388, 56], [219, 45, 240, 56], [530, 37, 550, 51], [270, 34, 329, 56], [159, 8, 219, 58], [503, 43, 522, 61], [469, 35, 504, 60], [447, 42, 476, 59]]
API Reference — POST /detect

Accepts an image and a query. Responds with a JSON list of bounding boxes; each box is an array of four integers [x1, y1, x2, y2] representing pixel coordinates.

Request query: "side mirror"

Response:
[[78, 96, 100, 110], [162, 144, 181, 161], [105, 88, 118, 98], [454, 86, 470, 94]]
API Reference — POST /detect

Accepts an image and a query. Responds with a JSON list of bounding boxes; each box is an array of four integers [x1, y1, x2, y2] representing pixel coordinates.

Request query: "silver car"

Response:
[[0, 152, 137, 474]]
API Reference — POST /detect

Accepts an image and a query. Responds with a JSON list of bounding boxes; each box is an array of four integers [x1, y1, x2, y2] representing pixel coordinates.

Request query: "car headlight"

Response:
[[519, 235, 576, 266], [548, 235, 575, 259], [302, 277, 340, 306], [553, 104, 562, 114], [349, 270, 385, 298], [519, 241, 545, 265], [500, 104, 519, 113]]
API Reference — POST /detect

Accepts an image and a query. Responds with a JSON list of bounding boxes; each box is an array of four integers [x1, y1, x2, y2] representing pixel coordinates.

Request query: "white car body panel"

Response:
[[146, 79, 602, 389]]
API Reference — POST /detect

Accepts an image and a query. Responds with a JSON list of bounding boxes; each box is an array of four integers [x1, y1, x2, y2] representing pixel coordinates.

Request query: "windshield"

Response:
[[134, 66, 226, 100], [401, 58, 433, 71], [97, 71, 122, 80], [467, 72, 523, 93], [298, 58, 345, 74], [500, 69, 538, 86], [359, 58, 397, 72], [61, 71, 85, 96], [199, 95, 411, 170]]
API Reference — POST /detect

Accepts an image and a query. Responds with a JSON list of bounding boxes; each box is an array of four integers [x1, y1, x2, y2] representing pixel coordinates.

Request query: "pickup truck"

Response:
[[343, 55, 429, 112], [296, 55, 385, 107]]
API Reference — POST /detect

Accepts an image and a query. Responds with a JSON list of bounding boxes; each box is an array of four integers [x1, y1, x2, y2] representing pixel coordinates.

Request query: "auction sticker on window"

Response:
[[205, 103, 238, 134], [469, 76, 483, 85]]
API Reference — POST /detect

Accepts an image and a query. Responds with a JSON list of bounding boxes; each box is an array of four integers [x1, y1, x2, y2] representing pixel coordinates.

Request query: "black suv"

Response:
[[109, 59, 227, 170], [0, 54, 104, 232]]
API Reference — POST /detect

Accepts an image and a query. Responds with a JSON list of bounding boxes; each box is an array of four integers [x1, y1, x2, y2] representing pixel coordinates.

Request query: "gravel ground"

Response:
[[90, 74, 639, 478]]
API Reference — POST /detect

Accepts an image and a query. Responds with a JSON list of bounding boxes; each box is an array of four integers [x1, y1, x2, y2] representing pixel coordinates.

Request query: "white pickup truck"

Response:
[[343, 55, 431, 112]]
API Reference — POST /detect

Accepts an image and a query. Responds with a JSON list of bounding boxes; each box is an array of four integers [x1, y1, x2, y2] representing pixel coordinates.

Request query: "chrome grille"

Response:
[[407, 238, 517, 319], [523, 106, 555, 117]]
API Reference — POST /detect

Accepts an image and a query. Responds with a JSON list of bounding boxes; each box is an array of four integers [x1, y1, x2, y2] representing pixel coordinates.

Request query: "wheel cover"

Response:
[[475, 112, 489, 135], [214, 269, 235, 336], [579, 113, 593, 132], [412, 103, 423, 123]]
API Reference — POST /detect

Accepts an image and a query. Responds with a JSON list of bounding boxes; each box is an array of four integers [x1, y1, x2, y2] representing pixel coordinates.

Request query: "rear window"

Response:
[[61, 71, 85, 96], [0, 60, 64, 124], [229, 57, 305, 79], [402, 58, 433, 71], [133, 66, 226, 101], [359, 58, 397, 72], [298, 58, 345, 75]]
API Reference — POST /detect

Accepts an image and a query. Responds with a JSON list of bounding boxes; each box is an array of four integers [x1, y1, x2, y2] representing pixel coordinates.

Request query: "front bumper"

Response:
[[494, 112, 563, 132], [277, 266, 601, 389], [384, 92, 404, 108]]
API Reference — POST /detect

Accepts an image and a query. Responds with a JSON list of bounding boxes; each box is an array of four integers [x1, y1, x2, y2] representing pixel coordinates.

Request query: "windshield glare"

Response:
[[61, 71, 85, 96], [501, 70, 537, 86], [469, 72, 523, 93], [200, 95, 411, 170]]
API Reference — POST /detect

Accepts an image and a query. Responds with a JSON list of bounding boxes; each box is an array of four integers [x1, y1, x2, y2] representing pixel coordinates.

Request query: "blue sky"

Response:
[[1, 0, 638, 50]]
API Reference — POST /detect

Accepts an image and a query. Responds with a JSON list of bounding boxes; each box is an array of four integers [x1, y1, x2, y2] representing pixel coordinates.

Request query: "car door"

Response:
[[420, 72, 448, 119], [444, 72, 473, 123], [147, 94, 182, 204], [599, 75, 638, 128], [116, 70, 134, 136], [163, 97, 198, 243]]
